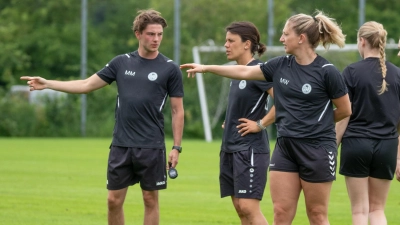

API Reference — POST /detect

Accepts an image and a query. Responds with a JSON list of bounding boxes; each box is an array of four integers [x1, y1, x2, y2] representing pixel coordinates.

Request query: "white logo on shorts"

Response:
[[156, 181, 165, 186], [302, 83, 312, 94], [238, 190, 247, 193], [148, 72, 158, 81], [328, 151, 335, 176]]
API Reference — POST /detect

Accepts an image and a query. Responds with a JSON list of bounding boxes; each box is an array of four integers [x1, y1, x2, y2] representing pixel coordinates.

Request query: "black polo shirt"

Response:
[[260, 55, 347, 140], [221, 59, 273, 153], [97, 51, 184, 148], [342, 57, 400, 139]]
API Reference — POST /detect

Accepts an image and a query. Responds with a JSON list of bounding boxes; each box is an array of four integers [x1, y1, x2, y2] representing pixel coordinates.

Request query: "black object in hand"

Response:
[[168, 163, 178, 179]]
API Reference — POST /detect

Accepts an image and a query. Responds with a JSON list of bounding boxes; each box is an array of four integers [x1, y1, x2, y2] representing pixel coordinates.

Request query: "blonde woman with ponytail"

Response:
[[336, 22, 400, 225], [182, 10, 351, 225]]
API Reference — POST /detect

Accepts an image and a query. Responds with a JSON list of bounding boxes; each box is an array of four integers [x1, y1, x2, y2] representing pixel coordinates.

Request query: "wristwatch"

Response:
[[172, 145, 182, 153], [256, 119, 266, 130]]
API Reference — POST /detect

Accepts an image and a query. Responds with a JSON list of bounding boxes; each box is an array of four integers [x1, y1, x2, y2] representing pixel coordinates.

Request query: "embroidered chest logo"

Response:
[[280, 78, 289, 85], [148, 72, 158, 81], [125, 70, 135, 76], [239, 80, 247, 89], [302, 83, 312, 94]]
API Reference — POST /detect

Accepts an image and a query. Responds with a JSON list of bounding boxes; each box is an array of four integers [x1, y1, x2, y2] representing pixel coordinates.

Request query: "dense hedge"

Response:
[[0, 86, 113, 137], [0, 85, 219, 139]]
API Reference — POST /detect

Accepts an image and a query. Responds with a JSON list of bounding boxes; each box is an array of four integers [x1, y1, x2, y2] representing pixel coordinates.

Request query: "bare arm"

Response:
[[335, 116, 350, 148], [332, 94, 351, 147], [237, 88, 276, 136], [168, 97, 184, 169], [20, 74, 108, 94], [180, 63, 265, 80], [331, 94, 351, 122]]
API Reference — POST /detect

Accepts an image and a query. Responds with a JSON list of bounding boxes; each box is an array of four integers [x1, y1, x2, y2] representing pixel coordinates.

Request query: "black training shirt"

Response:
[[221, 59, 273, 153], [97, 51, 184, 148], [260, 55, 347, 140], [342, 57, 400, 139]]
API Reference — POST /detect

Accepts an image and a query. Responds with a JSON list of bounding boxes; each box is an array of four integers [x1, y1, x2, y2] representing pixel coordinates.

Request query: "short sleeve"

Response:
[[167, 63, 184, 97], [96, 55, 122, 84], [259, 56, 283, 82], [341, 66, 354, 102], [324, 65, 348, 99], [254, 80, 273, 92]]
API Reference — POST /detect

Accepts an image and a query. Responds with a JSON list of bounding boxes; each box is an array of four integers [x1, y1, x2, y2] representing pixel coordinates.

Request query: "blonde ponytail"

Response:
[[378, 37, 388, 94], [358, 21, 388, 94], [287, 10, 346, 50]]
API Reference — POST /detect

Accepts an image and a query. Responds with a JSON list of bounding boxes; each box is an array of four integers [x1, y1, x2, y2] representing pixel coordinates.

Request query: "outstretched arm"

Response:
[[180, 63, 265, 80], [20, 74, 108, 94], [168, 97, 184, 169]]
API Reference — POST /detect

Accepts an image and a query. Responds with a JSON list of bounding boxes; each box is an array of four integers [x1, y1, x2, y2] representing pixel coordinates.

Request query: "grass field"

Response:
[[0, 138, 399, 225]]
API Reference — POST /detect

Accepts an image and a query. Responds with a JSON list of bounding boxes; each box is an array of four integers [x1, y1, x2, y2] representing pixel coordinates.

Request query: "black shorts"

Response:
[[107, 146, 167, 191], [219, 149, 270, 200], [270, 137, 337, 183], [340, 137, 398, 180]]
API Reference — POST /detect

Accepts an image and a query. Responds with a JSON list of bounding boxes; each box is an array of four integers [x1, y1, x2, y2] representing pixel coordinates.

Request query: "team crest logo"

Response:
[[239, 80, 247, 89], [302, 83, 312, 94], [148, 72, 158, 81]]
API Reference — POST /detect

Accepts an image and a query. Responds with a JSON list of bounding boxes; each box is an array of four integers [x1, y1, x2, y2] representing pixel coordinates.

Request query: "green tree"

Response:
[[1, 0, 399, 138]]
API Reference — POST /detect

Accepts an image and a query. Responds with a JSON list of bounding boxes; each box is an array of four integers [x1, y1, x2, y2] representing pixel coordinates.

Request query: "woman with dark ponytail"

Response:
[[219, 21, 274, 225]]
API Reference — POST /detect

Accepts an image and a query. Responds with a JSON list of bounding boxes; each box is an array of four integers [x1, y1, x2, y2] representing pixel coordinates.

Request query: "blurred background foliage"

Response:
[[1, 0, 399, 138]]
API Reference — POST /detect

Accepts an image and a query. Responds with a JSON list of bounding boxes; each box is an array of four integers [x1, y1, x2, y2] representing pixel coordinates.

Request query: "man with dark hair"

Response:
[[21, 9, 184, 225]]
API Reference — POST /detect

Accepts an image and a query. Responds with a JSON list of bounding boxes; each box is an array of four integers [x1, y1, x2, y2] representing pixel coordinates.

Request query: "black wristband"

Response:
[[172, 145, 182, 153]]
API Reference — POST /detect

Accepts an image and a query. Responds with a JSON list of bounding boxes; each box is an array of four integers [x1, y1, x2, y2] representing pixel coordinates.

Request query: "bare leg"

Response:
[[345, 177, 369, 225], [231, 196, 269, 225], [108, 188, 128, 225], [368, 177, 391, 225], [270, 171, 301, 225], [232, 197, 250, 225], [142, 190, 159, 225], [302, 180, 332, 225]]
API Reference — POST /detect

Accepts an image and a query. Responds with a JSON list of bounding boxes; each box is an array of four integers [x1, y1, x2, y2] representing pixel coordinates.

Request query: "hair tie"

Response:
[[313, 16, 318, 22]]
